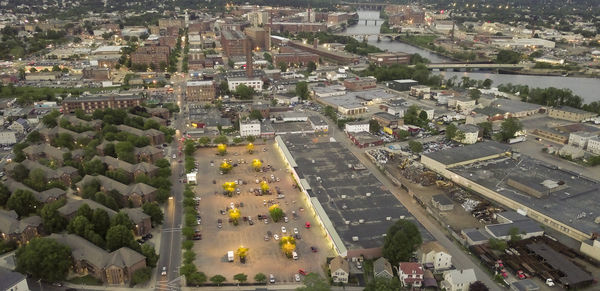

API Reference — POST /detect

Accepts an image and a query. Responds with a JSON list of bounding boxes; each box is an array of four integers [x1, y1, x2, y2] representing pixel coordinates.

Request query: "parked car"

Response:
[[310, 246, 318, 253], [298, 269, 307, 276], [274, 234, 280, 240], [295, 273, 301, 282], [281, 226, 286, 233], [217, 219, 222, 228], [293, 227, 299, 234]]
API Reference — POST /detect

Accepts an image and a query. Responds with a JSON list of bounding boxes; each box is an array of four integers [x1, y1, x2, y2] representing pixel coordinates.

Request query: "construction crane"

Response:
[[399, 159, 410, 170]]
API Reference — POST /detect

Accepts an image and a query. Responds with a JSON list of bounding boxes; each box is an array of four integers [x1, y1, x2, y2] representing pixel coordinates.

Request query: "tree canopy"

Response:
[[16, 238, 72, 282], [382, 219, 422, 266]]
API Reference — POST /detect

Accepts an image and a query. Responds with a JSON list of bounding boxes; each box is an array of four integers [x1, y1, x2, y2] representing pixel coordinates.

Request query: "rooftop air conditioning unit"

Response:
[[341, 195, 346, 199], [366, 193, 371, 197], [345, 220, 350, 224], [352, 236, 359, 241], [358, 219, 364, 224], [386, 216, 392, 221]]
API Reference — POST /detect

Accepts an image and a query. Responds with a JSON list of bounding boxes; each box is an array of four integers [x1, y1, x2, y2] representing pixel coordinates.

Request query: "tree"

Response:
[[269, 204, 284, 222], [184, 140, 196, 156], [188, 272, 207, 286], [278, 62, 288, 72], [40, 199, 67, 233], [307, 61, 317, 73], [142, 202, 164, 226], [234, 84, 255, 100], [26, 130, 42, 143], [222, 182, 236, 196], [106, 225, 135, 251], [469, 89, 481, 101], [198, 136, 211, 145], [279, 236, 296, 257], [295, 81, 309, 100], [16, 238, 72, 282], [495, 117, 523, 142], [408, 140, 423, 153], [131, 267, 152, 285], [141, 244, 159, 267], [482, 79, 493, 89], [220, 161, 233, 173], [7, 190, 40, 217], [260, 181, 270, 194], [111, 212, 134, 229], [419, 110, 429, 122], [254, 272, 267, 283], [252, 159, 262, 171], [0, 183, 9, 207], [488, 238, 507, 251], [508, 227, 522, 242], [83, 159, 106, 175], [217, 143, 227, 155], [92, 208, 111, 237], [249, 109, 263, 121], [382, 219, 422, 266], [233, 273, 248, 285], [247, 143, 254, 154], [229, 208, 241, 224], [296, 273, 331, 291], [455, 130, 466, 143], [369, 119, 381, 134], [446, 123, 458, 140], [236, 246, 248, 261], [496, 50, 522, 64], [210, 274, 226, 286], [469, 281, 489, 291], [263, 52, 272, 63], [478, 122, 493, 138]]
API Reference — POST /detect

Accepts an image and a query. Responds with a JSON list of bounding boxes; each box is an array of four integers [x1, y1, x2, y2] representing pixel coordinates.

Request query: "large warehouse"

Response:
[[421, 142, 600, 261], [275, 135, 432, 259]]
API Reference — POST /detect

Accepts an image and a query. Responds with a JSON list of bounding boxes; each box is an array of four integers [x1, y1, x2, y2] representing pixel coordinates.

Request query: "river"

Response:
[[343, 10, 600, 103]]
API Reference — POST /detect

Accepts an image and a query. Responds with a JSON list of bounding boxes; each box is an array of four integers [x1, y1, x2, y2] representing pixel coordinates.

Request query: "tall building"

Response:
[[247, 10, 269, 27], [61, 94, 144, 113], [221, 30, 249, 57], [244, 27, 270, 51], [131, 46, 170, 67]]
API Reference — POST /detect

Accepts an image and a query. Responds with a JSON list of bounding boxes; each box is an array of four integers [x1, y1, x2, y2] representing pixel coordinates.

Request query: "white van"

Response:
[[227, 251, 234, 262], [292, 251, 298, 260]]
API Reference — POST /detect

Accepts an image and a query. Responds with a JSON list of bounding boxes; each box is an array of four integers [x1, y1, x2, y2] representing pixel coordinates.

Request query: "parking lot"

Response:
[[190, 143, 334, 284]]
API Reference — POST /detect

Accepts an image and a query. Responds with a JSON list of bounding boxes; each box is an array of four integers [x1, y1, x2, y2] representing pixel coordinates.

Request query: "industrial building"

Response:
[[275, 135, 432, 258], [421, 142, 600, 260]]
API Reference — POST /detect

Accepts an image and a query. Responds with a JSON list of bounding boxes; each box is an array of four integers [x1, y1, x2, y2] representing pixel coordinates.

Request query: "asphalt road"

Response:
[[307, 110, 503, 291], [155, 79, 186, 290]]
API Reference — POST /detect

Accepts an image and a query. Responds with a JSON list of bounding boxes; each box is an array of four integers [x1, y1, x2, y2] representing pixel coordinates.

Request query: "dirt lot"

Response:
[[190, 143, 335, 284]]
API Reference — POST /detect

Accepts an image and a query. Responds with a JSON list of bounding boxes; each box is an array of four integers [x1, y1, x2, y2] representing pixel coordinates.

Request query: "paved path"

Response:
[[307, 110, 503, 291]]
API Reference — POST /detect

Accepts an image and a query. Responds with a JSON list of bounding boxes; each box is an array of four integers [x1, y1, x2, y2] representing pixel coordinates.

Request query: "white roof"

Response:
[[187, 80, 213, 86], [93, 46, 125, 54]]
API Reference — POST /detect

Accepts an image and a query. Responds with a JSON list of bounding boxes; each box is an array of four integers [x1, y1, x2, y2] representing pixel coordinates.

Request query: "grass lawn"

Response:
[[67, 275, 103, 285]]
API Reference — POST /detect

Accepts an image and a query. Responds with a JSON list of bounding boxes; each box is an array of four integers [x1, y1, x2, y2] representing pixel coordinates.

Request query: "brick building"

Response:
[[343, 77, 377, 91], [221, 30, 249, 57], [82, 67, 111, 80], [61, 94, 143, 113], [272, 47, 319, 66], [131, 46, 170, 67], [244, 27, 270, 51], [268, 22, 327, 34], [367, 52, 411, 66], [186, 80, 216, 102]]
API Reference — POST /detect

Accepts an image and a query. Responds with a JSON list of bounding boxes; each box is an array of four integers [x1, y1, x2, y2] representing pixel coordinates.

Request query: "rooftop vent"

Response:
[[386, 216, 392, 221], [311, 160, 315, 164], [358, 219, 364, 224], [345, 220, 350, 225], [352, 236, 359, 241], [366, 193, 372, 197], [341, 195, 346, 199], [342, 204, 347, 209]]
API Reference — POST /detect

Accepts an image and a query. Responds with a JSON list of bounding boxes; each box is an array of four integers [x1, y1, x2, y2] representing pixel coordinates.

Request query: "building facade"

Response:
[[62, 94, 143, 113], [186, 81, 216, 102]]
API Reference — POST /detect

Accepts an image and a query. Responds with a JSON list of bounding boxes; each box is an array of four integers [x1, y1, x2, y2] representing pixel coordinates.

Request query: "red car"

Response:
[[310, 246, 318, 253], [298, 269, 307, 276], [305, 222, 311, 229]]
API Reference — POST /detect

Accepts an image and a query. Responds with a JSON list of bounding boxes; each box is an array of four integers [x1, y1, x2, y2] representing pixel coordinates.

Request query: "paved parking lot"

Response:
[[191, 143, 335, 284]]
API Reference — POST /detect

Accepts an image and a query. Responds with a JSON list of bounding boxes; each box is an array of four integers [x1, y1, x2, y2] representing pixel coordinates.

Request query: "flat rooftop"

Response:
[[451, 155, 600, 236], [422, 141, 510, 166], [280, 135, 432, 250]]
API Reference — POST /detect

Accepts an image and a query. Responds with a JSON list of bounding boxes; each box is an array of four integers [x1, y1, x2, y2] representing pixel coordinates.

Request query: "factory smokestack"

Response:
[[246, 40, 253, 78]]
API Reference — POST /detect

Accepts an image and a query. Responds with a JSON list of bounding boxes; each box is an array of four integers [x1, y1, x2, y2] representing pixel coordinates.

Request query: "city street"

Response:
[[307, 110, 503, 291], [155, 78, 186, 290]]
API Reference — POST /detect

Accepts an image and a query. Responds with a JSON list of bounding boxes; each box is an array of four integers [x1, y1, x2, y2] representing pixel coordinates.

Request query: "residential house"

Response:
[[345, 121, 370, 133], [329, 256, 349, 283], [58, 198, 152, 236], [134, 145, 164, 163], [146, 107, 170, 119], [0, 267, 29, 291], [441, 269, 477, 291], [49, 233, 146, 285], [373, 257, 394, 279], [93, 156, 159, 179], [448, 96, 476, 113], [7, 118, 28, 133], [38, 126, 96, 144], [0, 210, 41, 244], [62, 115, 103, 130], [116, 125, 165, 145], [16, 159, 79, 185], [398, 262, 424, 288], [22, 144, 69, 165], [4, 179, 66, 204], [76, 175, 157, 207], [418, 241, 453, 271]]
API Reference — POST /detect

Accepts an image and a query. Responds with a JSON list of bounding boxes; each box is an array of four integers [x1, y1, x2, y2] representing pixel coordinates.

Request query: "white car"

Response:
[[161, 266, 167, 276], [274, 234, 280, 240], [294, 273, 301, 282], [281, 226, 286, 233], [293, 227, 299, 234]]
